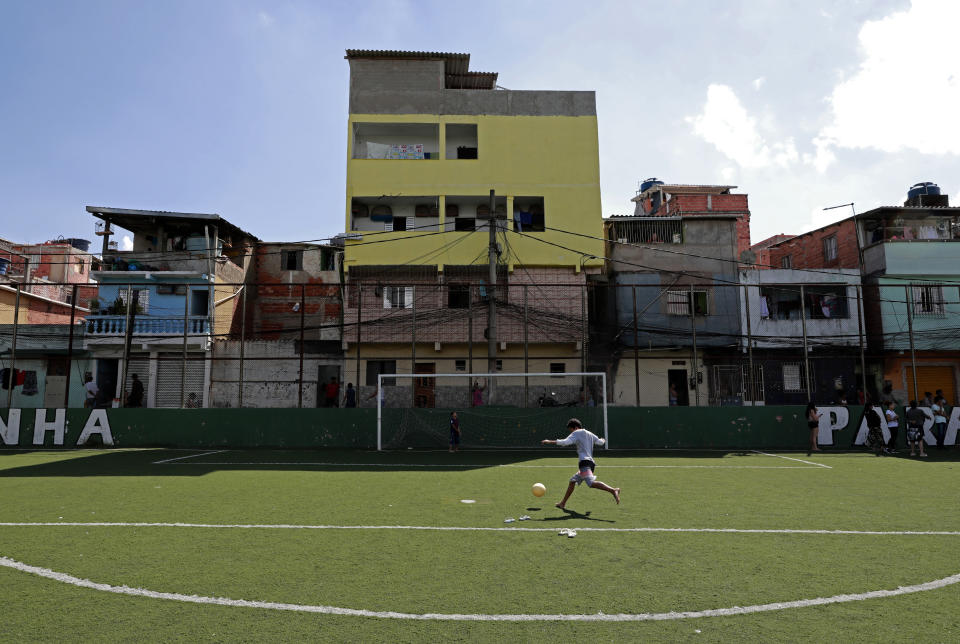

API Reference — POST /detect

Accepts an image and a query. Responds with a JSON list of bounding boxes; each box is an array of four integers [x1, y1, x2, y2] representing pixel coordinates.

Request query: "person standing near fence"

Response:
[[84, 374, 98, 409], [932, 396, 947, 449], [883, 401, 899, 453], [324, 376, 340, 408], [864, 402, 885, 457], [344, 382, 357, 408], [125, 374, 144, 408], [449, 411, 461, 453], [806, 402, 822, 455], [905, 400, 928, 457]]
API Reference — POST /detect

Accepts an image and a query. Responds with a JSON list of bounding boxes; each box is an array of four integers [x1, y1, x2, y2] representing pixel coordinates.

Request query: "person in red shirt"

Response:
[[324, 377, 340, 407]]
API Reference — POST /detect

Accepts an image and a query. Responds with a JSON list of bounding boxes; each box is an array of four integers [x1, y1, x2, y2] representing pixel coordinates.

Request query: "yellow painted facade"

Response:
[[344, 113, 604, 271]]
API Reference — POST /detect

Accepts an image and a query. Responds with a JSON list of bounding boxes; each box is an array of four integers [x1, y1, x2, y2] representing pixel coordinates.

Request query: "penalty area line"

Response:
[[1, 554, 958, 621], [752, 451, 832, 469], [151, 450, 229, 465]]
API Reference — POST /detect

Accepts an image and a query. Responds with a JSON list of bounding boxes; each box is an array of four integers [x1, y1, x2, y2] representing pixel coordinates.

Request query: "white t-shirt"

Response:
[[884, 409, 898, 427], [84, 381, 98, 399], [555, 428, 605, 462]]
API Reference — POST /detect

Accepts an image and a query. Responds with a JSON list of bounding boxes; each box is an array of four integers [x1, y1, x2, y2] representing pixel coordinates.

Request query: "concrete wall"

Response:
[[0, 405, 883, 451], [210, 339, 341, 408], [348, 59, 596, 116]]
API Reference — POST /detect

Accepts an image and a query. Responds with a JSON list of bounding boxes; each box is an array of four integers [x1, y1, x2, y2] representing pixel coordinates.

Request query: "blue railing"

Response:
[[86, 315, 210, 335]]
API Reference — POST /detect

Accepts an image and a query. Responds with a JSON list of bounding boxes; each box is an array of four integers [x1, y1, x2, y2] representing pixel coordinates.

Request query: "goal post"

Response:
[[376, 372, 608, 451]]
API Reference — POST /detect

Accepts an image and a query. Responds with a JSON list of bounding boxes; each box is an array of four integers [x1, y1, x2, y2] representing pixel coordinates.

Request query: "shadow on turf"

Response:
[[2, 447, 958, 477], [538, 507, 616, 524]]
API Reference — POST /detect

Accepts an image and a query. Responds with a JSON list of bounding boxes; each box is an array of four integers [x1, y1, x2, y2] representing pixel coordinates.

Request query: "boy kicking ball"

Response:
[[541, 418, 620, 508]]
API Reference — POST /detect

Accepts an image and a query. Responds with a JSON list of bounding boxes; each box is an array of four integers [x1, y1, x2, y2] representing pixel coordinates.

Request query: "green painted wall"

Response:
[[1, 406, 867, 450]]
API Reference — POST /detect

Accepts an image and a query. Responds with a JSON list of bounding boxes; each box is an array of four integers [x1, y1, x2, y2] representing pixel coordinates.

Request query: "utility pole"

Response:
[[487, 190, 498, 400]]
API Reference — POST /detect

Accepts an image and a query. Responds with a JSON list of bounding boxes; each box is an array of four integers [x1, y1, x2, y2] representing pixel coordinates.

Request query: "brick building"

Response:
[[631, 180, 752, 259]]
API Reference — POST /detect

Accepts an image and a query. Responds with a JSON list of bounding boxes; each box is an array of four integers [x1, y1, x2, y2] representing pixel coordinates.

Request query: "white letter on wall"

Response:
[[817, 406, 849, 446], [76, 409, 114, 446], [33, 409, 66, 446], [1, 409, 22, 445]]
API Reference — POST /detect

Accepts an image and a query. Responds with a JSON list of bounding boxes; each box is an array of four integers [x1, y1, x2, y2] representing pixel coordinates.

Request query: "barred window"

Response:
[[383, 286, 414, 309], [782, 362, 806, 393], [912, 284, 945, 317], [667, 290, 709, 316]]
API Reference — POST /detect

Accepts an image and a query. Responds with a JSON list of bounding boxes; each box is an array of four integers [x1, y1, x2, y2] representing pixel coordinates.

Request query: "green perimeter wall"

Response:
[[0, 406, 867, 450]]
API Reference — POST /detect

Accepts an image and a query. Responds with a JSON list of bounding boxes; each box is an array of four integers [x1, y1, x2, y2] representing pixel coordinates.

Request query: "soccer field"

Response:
[[2, 448, 959, 642]]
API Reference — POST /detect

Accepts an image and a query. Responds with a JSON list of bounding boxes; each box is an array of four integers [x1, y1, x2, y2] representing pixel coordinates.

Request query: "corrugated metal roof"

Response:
[[344, 49, 497, 89]]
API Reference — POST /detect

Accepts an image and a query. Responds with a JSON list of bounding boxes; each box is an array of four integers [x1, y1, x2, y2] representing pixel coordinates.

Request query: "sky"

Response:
[[2, 0, 959, 251]]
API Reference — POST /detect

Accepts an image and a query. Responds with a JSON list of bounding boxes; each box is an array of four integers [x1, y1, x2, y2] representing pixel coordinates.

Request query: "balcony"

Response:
[[86, 315, 210, 336]]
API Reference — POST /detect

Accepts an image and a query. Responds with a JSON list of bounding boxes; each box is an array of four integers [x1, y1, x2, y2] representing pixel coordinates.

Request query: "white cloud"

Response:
[[257, 11, 275, 27], [815, 0, 960, 167], [752, 77, 765, 90], [687, 84, 798, 169], [120, 235, 133, 251]]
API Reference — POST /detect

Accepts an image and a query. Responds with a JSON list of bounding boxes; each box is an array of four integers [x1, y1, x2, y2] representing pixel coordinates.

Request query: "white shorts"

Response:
[[570, 460, 596, 486]]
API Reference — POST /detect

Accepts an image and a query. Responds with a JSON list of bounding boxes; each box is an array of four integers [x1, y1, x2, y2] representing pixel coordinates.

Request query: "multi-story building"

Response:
[[340, 50, 604, 407], [731, 268, 863, 405], [83, 207, 257, 408], [767, 183, 960, 403], [602, 182, 744, 406], [210, 241, 343, 408]]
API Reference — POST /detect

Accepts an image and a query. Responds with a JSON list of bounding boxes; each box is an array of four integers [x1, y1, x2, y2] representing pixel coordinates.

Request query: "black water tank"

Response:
[[65, 238, 91, 251]]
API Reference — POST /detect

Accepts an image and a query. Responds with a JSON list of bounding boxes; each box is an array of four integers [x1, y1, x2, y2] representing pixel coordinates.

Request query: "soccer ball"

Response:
[[532, 483, 546, 497]]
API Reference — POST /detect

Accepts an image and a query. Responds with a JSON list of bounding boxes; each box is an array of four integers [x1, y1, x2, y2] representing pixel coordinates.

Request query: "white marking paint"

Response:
[[153, 461, 823, 470], [1, 554, 957, 621], [151, 450, 228, 464], [460, 500, 476, 504], [2, 522, 958, 536], [751, 451, 832, 469]]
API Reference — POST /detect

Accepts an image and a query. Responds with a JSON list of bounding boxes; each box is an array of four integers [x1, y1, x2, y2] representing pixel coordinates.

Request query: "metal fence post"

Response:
[[523, 284, 529, 407], [690, 284, 700, 406], [238, 285, 246, 408], [742, 283, 755, 404], [64, 284, 78, 407], [632, 285, 640, 406], [5, 285, 20, 408], [298, 283, 305, 408], [906, 285, 919, 402], [181, 286, 190, 408], [856, 284, 867, 400], [800, 284, 811, 401]]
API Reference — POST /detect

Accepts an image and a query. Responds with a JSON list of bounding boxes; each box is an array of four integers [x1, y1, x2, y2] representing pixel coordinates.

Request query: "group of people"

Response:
[[807, 387, 954, 457]]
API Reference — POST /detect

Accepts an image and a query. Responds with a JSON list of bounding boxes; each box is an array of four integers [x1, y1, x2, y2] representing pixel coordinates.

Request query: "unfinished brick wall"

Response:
[[768, 220, 860, 270]]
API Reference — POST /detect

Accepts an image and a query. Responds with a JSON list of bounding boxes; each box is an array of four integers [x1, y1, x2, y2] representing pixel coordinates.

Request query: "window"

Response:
[[807, 286, 849, 319], [281, 250, 303, 271], [454, 217, 476, 232], [446, 123, 478, 159], [912, 284, 945, 316], [667, 290, 709, 316], [74, 260, 85, 274], [383, 286, 413, 309], [496, 360, 503, 371], [609, 218, 682, 244], [822, 235, 838, 262], [156, 285, 188, 295], [782, 362, 807, 393], [352, 122, 439, 159], [455, 360, 466, 372], [512, 197, 545, 232], [550, 362, 565, 377], [780, 255, 792, 269], [117, 289, 149, 314], [365, 360, 396, 386], [447, 284, 470, 309]]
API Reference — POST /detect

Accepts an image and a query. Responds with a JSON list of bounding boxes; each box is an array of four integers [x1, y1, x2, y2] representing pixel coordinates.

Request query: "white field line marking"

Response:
[[1, 554, 958, 621], [153, 461, 822, 469], [752, 451, 832, 469], [2, 522, 959, 536], [151, 450, 228, 464]]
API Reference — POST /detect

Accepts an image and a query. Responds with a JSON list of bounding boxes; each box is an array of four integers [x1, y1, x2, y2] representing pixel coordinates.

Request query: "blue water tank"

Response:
[[907, 182, 940, 200], [640, 178, 664, 193]]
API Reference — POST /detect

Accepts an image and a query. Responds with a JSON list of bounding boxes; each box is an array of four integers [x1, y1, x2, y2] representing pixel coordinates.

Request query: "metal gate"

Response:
[[155, 352, 205, 408]]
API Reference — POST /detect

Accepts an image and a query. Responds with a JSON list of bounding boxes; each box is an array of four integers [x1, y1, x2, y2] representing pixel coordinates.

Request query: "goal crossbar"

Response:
[[377, 372, 608, 451]]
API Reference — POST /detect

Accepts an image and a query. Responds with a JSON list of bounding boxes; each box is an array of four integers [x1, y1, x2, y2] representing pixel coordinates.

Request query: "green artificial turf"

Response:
[[1, 448, 959, 642]]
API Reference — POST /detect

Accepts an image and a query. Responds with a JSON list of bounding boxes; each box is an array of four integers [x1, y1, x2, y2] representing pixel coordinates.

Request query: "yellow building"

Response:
[[341, 50, 604, 407]]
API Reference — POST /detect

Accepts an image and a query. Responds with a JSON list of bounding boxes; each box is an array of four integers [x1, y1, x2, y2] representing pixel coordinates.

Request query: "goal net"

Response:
[[377, 372, 608, 451]]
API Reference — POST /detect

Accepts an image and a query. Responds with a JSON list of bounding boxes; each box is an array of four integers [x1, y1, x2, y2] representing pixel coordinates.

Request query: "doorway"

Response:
[[414, 363, 436, 408], [667, 369, 690, 406], [44, 358, 68, 407], [317, 365, 340, 408], [95, 359, 118, 408]]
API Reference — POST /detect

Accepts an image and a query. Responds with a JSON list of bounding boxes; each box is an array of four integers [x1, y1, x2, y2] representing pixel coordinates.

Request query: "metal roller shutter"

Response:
[[905, 366, 957, 402], [155, 352, 206, 408]]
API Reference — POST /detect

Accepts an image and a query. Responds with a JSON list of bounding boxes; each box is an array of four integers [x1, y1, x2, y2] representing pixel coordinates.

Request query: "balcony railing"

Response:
[[86, 315, 210, 336]]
